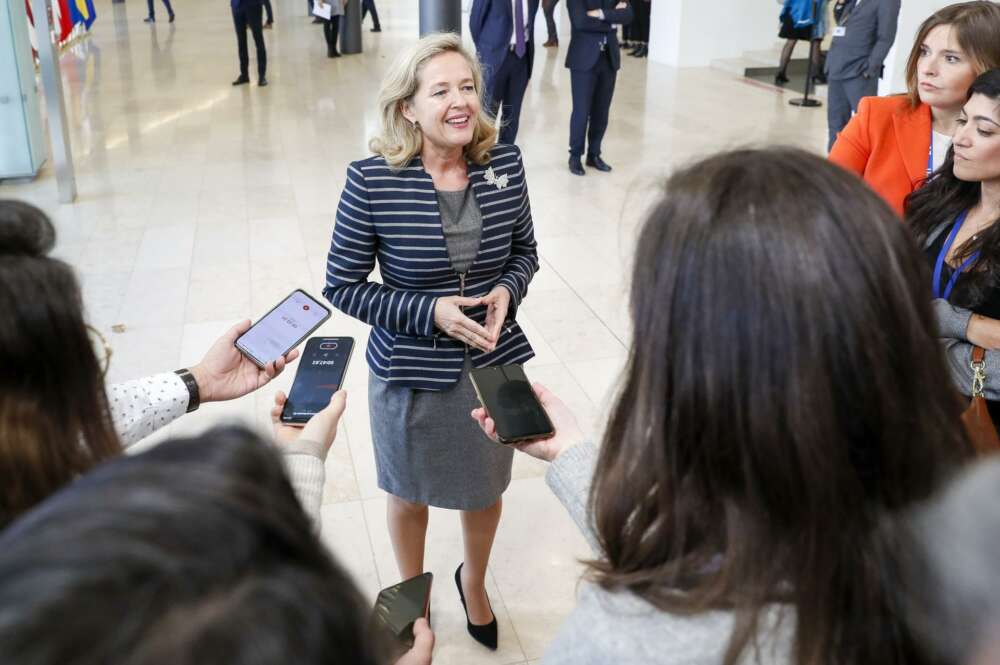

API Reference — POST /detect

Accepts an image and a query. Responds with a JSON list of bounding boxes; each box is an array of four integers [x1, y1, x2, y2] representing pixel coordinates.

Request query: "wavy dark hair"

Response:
[[905, 69, 1000, 309], [589, 148, 970, 665], [0, 427, 386, 665], [0, 200, 120, 529]]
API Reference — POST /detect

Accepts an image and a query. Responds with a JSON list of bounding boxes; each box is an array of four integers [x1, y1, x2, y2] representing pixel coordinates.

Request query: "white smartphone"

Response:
[[234, 290, 331, 368]]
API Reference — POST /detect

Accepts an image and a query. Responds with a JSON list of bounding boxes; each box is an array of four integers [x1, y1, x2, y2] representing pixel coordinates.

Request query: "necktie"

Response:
[[514, 0, 526, 58]]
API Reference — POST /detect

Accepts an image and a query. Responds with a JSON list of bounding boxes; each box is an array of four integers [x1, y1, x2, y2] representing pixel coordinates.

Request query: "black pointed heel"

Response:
[[455, 564, 497, 650]]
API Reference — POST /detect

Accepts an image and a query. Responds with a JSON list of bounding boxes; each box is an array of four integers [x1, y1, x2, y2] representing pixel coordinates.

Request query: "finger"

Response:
[[262, 360, 279, 380], [411, 618, 435, 650], [228, 319, 252, 341], [301, 390, 348, 443], [270, 390, 287, 421], [284, 348, 301, 363], [456, 316, 492, 341], [484, 416, 497, 438], [531, 382, 552, 402], [452, 296, 483, 308], [272, 355, 286, 374]]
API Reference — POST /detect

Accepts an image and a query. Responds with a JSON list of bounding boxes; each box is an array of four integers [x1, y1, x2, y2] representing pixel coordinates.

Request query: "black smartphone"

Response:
[[235, 290, 331, 368], [280, 337, 355, 425], [370, 572, 433, 654], [469, 364, 556, 444]]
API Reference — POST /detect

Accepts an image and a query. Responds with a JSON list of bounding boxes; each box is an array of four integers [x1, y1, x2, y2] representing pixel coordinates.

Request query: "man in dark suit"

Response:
[[470, 0, 540, 145], [565, 0, 632, 175], [825, 0, 901, 150], [231, 0, 268, 87]]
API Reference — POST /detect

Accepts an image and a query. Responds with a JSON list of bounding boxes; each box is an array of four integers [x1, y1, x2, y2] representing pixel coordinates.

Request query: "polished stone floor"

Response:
[[0, 1, 829, 663]]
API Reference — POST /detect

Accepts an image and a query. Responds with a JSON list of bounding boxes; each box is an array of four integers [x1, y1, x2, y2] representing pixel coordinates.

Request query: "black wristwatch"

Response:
[[174, 368, 201, 413]]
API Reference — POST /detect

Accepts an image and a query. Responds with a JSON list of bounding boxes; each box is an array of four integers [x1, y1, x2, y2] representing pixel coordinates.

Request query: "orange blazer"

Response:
[[829, 96, 932, 218]]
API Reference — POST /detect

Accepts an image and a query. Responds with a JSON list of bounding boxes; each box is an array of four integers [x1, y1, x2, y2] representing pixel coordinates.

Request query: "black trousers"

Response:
[[362, 0, 381, 29], [487, 48, 530, 145], [631, 0, 650, 42], [569, 50, 617, 158], [146, 0, 174, 18], [324, 15, 341, 53], [542, 0, 559, 42], [233, 5, 267, 79], [263, 0, 273, 23]]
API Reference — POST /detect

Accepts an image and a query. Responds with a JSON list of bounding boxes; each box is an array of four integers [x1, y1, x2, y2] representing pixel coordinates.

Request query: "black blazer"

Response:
[[470, 0, 541, 80], [565, 0, 633, 72]]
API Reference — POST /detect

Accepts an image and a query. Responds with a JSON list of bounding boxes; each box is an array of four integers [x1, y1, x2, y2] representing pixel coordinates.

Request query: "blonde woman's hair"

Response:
[[369, 32, 497, 170]]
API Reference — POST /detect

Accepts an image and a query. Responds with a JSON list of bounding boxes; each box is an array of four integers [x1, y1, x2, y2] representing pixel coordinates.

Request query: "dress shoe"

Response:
[[585, 155, 612, 172], [628, 43, 643, 56], [263, 20, 273, 29], [311, 17, 323, 23], [636, 44, 648, 58], [143, 15, 154, 22], [774, 72, 790, 85], [543, 38, 558, 47], [258, 77, 268, 86], [232, 75, 250, 86], [168, 13, 175, 22], [328, 48, 341, 58], [455, 564, 497, 650], [371, 26, 382, 32], [568, 156, 585, 176]]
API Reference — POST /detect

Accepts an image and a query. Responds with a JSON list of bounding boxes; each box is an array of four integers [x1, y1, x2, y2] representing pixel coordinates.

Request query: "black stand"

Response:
[[790, 0, 823, 108]]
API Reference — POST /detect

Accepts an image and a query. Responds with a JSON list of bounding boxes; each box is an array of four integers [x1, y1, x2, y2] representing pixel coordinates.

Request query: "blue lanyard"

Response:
[[933, 211, 979, 300], [926, 138, 934, 177]]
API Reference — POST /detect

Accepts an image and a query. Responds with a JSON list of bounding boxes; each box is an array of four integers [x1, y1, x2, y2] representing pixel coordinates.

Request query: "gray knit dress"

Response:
[[367, 186, 515, 510]]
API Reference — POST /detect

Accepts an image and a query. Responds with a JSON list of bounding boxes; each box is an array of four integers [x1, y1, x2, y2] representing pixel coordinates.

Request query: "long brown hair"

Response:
[[905, 70, 1000, 310], [904, 1, 1000, 108], [0, 200, 121, 528], [590, 148, 970, 665]]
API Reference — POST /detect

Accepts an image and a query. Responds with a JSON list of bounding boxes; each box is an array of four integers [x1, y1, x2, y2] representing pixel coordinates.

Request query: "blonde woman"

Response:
[[323, 33, 540, 651]]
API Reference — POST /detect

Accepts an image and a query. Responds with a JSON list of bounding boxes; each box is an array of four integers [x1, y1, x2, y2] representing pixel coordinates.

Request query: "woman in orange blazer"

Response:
[[829, 1, 1000, 217]]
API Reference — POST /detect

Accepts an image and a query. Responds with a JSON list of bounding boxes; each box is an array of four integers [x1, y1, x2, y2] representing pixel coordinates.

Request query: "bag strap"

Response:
[[971, 345, 987, 399]]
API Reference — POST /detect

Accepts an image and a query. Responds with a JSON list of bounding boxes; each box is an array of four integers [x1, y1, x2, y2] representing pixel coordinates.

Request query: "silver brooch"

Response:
[[484, 167, 509, 191]]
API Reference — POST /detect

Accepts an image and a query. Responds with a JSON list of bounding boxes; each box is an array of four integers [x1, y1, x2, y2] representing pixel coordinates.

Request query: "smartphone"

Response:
[[469, 364, 556, 444], [280, 337, 355, 425], [235, 290, 331, 368], [370, 573, 433, 654]]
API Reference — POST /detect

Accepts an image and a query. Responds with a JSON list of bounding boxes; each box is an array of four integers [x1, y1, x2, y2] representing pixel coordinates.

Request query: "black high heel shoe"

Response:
[[455, 564, 497, 650]]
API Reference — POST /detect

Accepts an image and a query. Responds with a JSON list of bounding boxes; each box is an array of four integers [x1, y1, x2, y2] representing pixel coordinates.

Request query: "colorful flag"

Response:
[[69, 0, 96, 29]]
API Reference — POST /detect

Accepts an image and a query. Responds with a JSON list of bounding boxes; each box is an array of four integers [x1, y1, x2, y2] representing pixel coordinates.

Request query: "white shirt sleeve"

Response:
[[107, 372, 190, 449]]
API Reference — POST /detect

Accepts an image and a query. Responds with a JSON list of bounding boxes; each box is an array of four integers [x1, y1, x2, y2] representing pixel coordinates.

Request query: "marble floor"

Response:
[[0, 1, 829, 663]]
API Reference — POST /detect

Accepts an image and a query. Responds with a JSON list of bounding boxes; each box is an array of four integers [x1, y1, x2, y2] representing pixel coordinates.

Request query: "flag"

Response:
[[69, 0, 96, 29]]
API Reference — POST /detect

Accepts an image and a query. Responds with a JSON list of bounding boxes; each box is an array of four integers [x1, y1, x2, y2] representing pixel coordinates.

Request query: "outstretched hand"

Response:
[[471, 382, 584, 462], [188, 320, 299, 403]]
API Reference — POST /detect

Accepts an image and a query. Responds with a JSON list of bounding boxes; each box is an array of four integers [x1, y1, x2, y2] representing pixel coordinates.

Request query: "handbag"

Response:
[[960, 345, 1000, 455]]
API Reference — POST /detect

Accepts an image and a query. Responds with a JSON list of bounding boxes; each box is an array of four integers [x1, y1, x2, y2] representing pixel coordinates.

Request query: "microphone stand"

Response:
[[790, 0, 823, 108]]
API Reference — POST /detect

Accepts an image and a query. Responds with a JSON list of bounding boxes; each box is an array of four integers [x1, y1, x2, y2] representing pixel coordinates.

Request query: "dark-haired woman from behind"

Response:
[[0, 426, 433, 665], [906, 69, 1000, 426], [474, 147, 971, 664]]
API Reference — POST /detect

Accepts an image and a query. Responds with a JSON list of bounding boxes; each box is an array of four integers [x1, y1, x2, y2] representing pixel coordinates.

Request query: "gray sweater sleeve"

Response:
[[545, 442, 601, 555], [932, 300, 1000, 400]]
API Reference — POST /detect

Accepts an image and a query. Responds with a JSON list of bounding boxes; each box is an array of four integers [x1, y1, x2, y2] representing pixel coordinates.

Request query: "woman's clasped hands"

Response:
[[433, 286, 511, 353]]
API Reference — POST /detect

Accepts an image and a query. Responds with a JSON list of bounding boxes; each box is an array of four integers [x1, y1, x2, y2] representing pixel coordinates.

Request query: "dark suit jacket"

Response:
[[231, 0, 265, 9], [470, 0, 541, 79], [565, 0, 633, 71], [825, 0, 901, 80]]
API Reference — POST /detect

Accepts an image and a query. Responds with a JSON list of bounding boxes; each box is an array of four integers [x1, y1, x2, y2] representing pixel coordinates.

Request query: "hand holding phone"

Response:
[[280, 337, 354, 425], [371, 573, 433, 659], [469, 365, 555, 445], [270, 389, 346, 460], [235, 290, 331, 368], [471, 381, 584, 462]]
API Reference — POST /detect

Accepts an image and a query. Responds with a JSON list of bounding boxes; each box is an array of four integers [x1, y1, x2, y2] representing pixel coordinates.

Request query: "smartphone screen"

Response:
[[371, 573, 433, 651], [280, 337, 354, 424], [235, 290, 331, 367], [469, 364, 555, 444]]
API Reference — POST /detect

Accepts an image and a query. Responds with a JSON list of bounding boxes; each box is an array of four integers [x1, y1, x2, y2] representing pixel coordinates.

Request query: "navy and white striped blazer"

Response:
[[323, 144, 540, 391]]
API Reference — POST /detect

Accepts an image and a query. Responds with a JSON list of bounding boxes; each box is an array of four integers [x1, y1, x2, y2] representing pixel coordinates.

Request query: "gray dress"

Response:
[[367, 186, 515, 510]]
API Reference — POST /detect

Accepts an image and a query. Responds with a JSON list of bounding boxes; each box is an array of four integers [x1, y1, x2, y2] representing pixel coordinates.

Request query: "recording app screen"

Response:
[[287, 340, 350, 417], [239, 292, 327, 364]]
